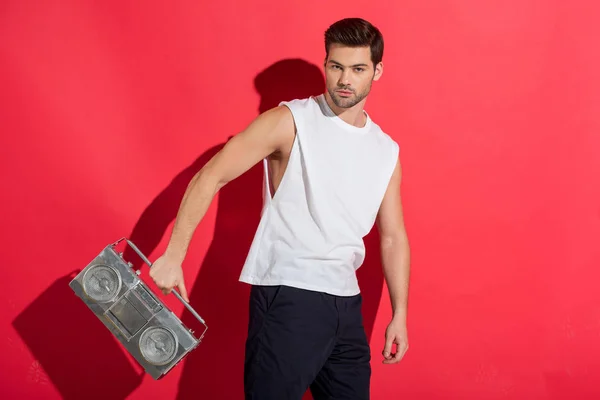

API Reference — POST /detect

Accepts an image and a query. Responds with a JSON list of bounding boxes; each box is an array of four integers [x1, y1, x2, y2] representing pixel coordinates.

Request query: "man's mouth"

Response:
[[337, 90, 353, 96]]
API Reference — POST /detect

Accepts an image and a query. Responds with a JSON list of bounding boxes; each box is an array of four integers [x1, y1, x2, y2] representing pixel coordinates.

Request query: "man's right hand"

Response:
[[149, 254, 190, 302]]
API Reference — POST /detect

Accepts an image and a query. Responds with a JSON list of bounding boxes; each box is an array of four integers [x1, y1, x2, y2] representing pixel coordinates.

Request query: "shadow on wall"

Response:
[[10, 58, 385, 400], [12, 272, 145, 400]]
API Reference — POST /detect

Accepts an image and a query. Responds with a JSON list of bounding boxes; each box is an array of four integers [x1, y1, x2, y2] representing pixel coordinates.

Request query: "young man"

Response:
[[150, 17, 410, 399]]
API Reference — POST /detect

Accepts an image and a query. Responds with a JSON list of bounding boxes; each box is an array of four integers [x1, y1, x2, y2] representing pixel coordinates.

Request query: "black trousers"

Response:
[[244, 284, 371, 400]]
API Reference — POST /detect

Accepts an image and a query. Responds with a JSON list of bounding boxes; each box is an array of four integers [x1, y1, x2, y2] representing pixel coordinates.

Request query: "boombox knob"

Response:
[[135, 270, 141, 276]]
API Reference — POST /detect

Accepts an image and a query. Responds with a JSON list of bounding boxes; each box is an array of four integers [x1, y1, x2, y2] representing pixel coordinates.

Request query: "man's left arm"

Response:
[[376, 157, 411, 364]]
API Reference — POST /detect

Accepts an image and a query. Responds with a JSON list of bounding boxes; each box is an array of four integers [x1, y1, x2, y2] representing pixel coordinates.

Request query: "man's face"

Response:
[[324, 44, 383, 109]]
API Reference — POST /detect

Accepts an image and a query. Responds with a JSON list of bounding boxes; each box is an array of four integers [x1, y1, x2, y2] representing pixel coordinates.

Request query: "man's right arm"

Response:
[[149, 105, 295, 300]]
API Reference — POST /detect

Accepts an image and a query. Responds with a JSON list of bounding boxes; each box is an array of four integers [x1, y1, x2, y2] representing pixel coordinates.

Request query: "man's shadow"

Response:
[[124, 58, 386, 399]]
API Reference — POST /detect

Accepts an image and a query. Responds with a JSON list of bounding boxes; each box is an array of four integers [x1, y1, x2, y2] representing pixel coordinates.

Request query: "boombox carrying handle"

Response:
[[111, 238, 208, 334]]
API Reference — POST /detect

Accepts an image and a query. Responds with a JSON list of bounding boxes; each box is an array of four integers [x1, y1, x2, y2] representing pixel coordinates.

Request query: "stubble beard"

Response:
[[327, 83, 371, 109]]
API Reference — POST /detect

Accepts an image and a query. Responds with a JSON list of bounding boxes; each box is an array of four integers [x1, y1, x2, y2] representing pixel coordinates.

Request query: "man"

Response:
[[150, 17, 411, 400]]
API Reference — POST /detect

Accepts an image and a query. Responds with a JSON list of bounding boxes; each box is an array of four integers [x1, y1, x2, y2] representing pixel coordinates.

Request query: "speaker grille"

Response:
[[82, 264, 122, 303], [139, 327, 178, 366]]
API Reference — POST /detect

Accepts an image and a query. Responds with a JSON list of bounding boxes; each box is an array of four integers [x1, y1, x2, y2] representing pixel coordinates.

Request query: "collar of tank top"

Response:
[[316, 94, 373, 134]]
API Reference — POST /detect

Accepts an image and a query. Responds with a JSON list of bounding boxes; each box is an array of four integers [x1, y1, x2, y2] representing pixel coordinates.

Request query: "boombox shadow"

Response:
[[12, 272, 144, 399]]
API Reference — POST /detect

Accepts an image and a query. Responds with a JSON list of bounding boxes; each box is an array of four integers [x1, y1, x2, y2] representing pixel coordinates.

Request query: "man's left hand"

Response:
[[382, 316, 409, 364]]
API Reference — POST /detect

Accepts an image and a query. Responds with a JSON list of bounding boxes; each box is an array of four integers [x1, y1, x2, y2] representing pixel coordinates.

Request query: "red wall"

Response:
[[2, 1, 599, 399]]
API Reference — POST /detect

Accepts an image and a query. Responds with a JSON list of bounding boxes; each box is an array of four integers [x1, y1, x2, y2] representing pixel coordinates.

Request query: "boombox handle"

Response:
[[111, 237, 208, 339]]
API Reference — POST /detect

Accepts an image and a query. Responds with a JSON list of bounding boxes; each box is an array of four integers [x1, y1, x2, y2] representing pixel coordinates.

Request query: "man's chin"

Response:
[[331, 95, 357, 109]]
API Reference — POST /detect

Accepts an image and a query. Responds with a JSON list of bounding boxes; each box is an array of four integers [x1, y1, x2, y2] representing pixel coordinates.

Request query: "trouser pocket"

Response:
[[246, 285, 284, 343]]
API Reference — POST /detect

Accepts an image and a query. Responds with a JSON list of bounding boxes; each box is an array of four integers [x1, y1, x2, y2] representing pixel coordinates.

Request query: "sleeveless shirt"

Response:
[[238, 94, 399, 296]]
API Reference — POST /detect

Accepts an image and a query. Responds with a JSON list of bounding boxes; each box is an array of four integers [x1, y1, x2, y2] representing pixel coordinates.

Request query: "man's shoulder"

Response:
[[279, 95, 319, 110]]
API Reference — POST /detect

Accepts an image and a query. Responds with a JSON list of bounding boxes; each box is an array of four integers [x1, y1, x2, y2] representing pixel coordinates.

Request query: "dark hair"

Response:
[[324, 18, 384, 66]]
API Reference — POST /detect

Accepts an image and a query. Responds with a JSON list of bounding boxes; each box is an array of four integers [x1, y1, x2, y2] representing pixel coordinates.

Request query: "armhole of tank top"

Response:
[[262, 158, 272, 202], [263, 104, 299, 205], [263, 133, 298, 205]]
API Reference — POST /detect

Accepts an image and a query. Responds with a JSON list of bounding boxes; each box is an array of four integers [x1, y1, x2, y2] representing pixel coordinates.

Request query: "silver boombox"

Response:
[[69, 238, 208, 380]]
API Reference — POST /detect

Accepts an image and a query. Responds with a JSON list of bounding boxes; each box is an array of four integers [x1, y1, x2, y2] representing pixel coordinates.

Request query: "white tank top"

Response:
[[238, 94, 399, 296]]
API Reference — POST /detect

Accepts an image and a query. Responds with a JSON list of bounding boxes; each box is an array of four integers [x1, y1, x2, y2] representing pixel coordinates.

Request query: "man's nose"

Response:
[[338, 70, 351, 86]]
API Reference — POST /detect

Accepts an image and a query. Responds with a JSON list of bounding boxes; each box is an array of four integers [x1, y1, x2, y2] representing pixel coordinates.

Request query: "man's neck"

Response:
[[324, 92, 368, 128]]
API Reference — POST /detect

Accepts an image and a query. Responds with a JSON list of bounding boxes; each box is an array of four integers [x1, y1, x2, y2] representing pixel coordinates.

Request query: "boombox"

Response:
[[69, 238, 208, 380]]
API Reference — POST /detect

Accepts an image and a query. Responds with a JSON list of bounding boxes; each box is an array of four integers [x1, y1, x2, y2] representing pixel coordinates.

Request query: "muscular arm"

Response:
[[376, 159, 411, 321], [164, 105, 295, 263]]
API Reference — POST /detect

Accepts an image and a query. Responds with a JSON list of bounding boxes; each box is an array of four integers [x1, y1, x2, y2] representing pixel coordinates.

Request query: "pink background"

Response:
[[1, 1, 599, 399]]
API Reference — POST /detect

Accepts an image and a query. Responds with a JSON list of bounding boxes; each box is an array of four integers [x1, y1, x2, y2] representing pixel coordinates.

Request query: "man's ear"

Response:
[[373, 62, 384, 81]]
